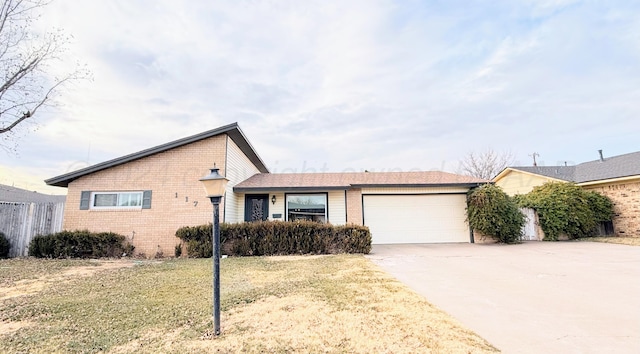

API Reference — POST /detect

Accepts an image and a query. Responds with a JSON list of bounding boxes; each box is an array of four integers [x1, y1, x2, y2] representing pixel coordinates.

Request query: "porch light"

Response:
[[271, 195, 276, 205], [199, 164, 229, 198], [199, 164, 229, 336]]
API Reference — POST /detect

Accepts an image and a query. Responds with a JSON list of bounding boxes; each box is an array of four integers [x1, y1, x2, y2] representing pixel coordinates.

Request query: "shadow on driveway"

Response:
[[367, 242, 640, 354]]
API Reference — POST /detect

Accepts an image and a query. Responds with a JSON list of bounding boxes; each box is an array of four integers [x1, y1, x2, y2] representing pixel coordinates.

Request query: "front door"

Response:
[[244, 194, 269, 222]]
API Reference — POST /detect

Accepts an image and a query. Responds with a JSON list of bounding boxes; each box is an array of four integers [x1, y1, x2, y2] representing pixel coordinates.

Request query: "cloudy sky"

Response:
[[2, 0, 639, 194]]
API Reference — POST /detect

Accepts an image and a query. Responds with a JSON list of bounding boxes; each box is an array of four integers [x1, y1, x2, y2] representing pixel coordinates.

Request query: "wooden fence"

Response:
[[520, 208, 540, 241], [0, 202, 64, 257], [519, 207, 614, 241]]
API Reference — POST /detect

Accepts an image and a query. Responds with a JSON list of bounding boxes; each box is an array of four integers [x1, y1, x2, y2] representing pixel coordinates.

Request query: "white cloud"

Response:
[[2, 0, 639, 192]]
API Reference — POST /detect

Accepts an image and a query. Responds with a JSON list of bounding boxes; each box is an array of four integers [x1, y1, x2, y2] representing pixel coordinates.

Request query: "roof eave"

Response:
[[226, 127, 269, 174], [577, 174, 640, 186], [351, 182, 488, 188], [233, 186, 350, 193], [492, 167, 513, 182], [496, 167, 571, 183], [45, 123, 269, 188], [234, 182, 488, 193]]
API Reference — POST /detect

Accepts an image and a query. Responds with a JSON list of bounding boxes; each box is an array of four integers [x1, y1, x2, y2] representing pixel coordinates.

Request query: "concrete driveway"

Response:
[[367, 242, 640, 354]]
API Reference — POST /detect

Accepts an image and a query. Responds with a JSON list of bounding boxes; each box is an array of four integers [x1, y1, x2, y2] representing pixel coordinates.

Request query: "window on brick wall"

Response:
[[80, 191, 152, 210]]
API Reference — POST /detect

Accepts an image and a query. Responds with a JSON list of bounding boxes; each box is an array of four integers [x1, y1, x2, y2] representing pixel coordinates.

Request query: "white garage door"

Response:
[[363, 194, 470, 244]]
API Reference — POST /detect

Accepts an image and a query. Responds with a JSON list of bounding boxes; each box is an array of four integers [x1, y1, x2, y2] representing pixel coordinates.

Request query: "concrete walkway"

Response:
[[367, 242, 640, 354]]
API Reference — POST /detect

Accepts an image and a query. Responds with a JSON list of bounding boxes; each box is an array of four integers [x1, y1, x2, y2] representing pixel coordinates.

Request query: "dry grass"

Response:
[[0, 258, 96, 287], [0, 256, 497, 353], [0, 258, 138, 301], [579, 236, 640, 246]]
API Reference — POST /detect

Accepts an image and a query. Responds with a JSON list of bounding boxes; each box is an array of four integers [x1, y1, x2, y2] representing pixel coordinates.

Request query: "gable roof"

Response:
[[234, 171, 487, 192], [501, 166, 576, 182], [45, 123, 269, 187], [495, 151, 640, 184], [0, 184, 66, 203], [574, 151, 640, 183]]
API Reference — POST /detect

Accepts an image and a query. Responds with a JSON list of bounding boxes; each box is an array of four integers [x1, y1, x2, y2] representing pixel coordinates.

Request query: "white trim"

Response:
[[578, 175, 640, 186], [90, 191, 143, 210]]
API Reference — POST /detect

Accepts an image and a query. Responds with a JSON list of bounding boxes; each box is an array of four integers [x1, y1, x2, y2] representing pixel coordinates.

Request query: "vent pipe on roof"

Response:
[[598, 149, 604, 162]]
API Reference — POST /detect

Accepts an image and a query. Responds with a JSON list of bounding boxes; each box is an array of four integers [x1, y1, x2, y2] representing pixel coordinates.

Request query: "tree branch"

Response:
[[458, 148, 514, 180], [0, 0, 87, 140]]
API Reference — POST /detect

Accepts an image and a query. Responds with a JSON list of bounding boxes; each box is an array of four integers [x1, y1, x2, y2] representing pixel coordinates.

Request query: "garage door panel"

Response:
[[363, 194, 469, 244]]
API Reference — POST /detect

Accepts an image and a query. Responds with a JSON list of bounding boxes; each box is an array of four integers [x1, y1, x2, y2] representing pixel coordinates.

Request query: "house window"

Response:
[[286, 194, 327, 222], [80, 190, 152, 210], [91, 192, 143, 209]]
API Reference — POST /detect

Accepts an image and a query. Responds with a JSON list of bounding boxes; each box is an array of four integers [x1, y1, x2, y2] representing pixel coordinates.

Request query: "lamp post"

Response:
[[199, 165, 229, 336]]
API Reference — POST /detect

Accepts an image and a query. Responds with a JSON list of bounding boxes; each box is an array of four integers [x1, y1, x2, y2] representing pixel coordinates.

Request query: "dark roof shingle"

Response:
[[506, 166, 576, 181], [574, 151, 640, 183], [507, 151, 640, 183]]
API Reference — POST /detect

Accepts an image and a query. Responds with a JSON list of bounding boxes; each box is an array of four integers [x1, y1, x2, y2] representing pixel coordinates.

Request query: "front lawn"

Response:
[[0, 256, 496, 353]]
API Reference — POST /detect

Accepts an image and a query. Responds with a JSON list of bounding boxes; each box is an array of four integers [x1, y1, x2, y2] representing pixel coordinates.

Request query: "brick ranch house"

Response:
[[46, 123, 487, 256], [493, 151, 640, 237]]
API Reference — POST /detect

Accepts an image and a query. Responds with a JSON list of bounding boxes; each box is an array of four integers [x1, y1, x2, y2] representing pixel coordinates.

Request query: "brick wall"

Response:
[[346, 188, 363, 225], [584, 180, 640, 237], [64, 135, 228, 257], [472, 230, 497, 243]]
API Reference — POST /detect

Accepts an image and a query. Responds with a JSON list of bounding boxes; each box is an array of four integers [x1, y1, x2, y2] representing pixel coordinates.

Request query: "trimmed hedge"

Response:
[[28, 230, 134, 258], [0, 232, 10, 258], [467, 184, 525, 243], [175, 221, 372, 257], [516, 182, 614, 240]]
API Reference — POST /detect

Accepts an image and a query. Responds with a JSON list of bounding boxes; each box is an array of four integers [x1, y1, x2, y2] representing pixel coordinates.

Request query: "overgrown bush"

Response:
[[0, 232, 10, 258], [516, 182, 614, 240], [28, 230, 134, 258], [467, 184, 525, 243], [585, 191, 615, 223], [175, 221, 372, 257]]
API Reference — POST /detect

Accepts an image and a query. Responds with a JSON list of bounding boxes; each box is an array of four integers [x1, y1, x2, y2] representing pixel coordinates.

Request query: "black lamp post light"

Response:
[[199, 164, 229, 336]]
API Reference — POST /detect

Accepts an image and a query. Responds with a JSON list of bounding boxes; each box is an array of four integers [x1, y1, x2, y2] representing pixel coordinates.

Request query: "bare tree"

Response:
[[458, 148, 514, 180], [1, 0, 87, 146]]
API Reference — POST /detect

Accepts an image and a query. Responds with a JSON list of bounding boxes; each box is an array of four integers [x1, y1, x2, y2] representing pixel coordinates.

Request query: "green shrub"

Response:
[[28, 230, 134, 258], [175, 221, 372, 257], [517, 182, 614, 240], [467, 184, 525, 243], [0, 232, 10, 258], [585, 191, 615, 223], [175, 224, 212, 258]]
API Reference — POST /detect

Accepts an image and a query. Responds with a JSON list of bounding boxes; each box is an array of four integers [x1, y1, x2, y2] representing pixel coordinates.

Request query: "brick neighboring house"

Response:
[[493, 151, 640, 237], [46, 122, 488, 256]]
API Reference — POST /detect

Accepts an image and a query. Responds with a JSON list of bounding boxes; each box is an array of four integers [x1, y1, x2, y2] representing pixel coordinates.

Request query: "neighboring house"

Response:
[[0, 185, 66, 257], [46, 122, 487, 256], [0, 184, 66, 203], [494, 151, 640, 237]]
